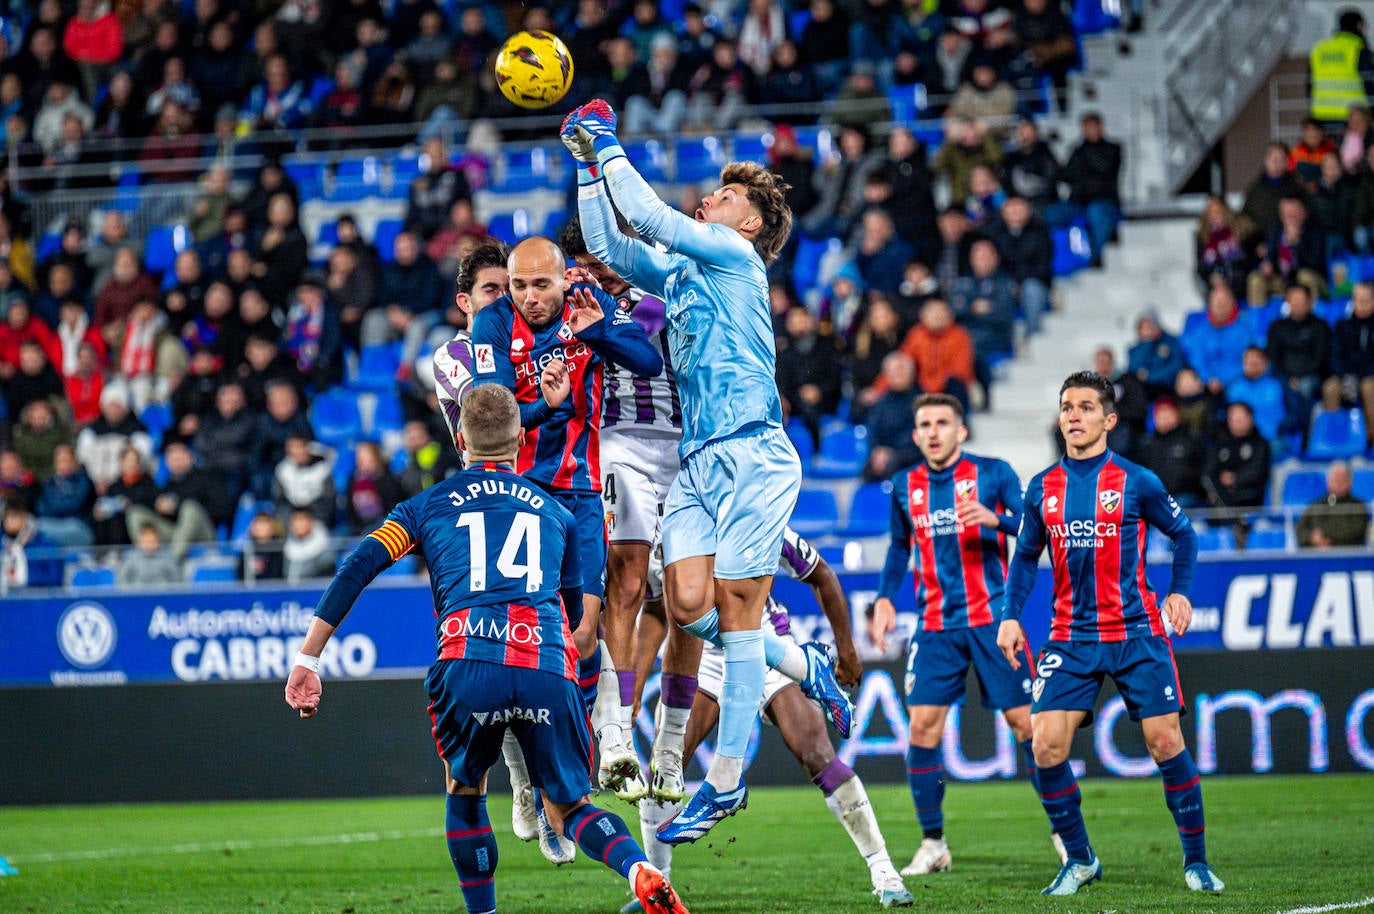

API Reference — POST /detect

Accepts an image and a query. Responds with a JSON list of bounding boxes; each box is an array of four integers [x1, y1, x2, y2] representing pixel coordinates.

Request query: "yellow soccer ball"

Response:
[[494, 30, 575, 110]]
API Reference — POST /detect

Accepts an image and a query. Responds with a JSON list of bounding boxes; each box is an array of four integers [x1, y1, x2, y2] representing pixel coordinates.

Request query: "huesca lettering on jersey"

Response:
[[514, 342, 592, 382], [441, 615, 545, 645], [1047, 519, 1120, 549], [912, 506, 962, 535], [448, 479, 546, 509]]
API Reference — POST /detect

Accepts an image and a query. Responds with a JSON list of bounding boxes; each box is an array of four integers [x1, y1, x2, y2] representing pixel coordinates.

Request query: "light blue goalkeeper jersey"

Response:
[[578, 157, 783, 459]]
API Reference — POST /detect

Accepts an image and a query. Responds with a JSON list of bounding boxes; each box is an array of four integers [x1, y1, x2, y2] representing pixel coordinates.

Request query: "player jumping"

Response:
[[563, 98, 852, 843], [867, 393, 1058, 874], [997, 371, 1225, 895], [284, 385, 690, 914]]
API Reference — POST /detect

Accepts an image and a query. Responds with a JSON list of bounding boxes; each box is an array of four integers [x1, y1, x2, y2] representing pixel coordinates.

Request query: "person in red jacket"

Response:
[[0, 299, 60, 376], [63, 0, 124, 102], [64, 341, 105, 428]]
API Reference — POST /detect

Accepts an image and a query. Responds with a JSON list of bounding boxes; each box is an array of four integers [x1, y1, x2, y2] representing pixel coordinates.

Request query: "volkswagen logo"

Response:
[[57, 602, 118, 669]]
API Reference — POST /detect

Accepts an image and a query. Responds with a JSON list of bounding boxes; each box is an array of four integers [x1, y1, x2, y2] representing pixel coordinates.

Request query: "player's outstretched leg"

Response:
[[621, 798, 682, 913], [502, 731, 538, 842], [593, 639, 647, 801], [651, 626, 699, 802], [1035, 761, 1102, 895], [558, 802, 690, 914], [1158, 749, 1224, 891], [445, 793, 499, 914], [534, 790, 577, 865], [902, 742, 951, 875], [813, 759, 913, 908]]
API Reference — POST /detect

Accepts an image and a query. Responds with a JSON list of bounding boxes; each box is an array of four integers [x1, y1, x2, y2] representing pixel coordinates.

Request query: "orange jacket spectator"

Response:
[[899, 322, 976, 394], [63, 5, 124, 66]]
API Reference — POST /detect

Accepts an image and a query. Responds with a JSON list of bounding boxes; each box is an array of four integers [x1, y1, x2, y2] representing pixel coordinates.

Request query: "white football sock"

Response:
[[591, 640, 624, 744], [637, 799, 681, 878], [773, 640, 808, 682], [705, 754, 744, 793], [824, 775, 893, 870], [502, 730, 530, 788], [654, 703, 690, 761]]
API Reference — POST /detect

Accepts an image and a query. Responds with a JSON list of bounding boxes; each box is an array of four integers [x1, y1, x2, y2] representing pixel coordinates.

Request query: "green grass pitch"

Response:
[[1, 774, 1371, 913]]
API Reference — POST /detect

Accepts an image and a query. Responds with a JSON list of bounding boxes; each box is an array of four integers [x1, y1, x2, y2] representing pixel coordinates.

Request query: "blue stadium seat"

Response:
[[309, 76, 335, 109], [1305, 408, 1368, 460], [283, 159, 325, 200], [144, 225, 188, 275], [487, 210, 535, 245], [791, 234, 838, 297], [1072, 0, 1121, 35], [886, 84, 928, 127], [70, 566, 116, 588], [675, 136, 725, 183], [349, 342, 402, 391], [817, 544, 846, 567], [1052, 219, 1092, 276], [139, 401, 174, 445], [1245, 527, 1288, 551], [374, 219, 403, 262], [332, 446, 356, 493], [1318, 298, 1351, 326], [1352, 467, 1374, 503], [1280, 469, 1327, 508], [622, 140, 671, 183], [316, 220, 340, 247], [811, 424, 869, 479], [189, 562, 238, 584], [785, 419, 815, 466], [230, 498, 274, 542], [790, 488, 839, 539], [791, 126, 831, 160], [312, 389, 363, 448], [370, 392, 406, 437], [1195, 525, 1235, 554], [732, 133, 770, 164], [36, 231, 63, 262], [1247, 298, 1286, 338], [839, 480, 891, 537]]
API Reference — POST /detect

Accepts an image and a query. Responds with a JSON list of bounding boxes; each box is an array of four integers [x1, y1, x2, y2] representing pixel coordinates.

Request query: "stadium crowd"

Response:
[[0, 0, 1364, 588]]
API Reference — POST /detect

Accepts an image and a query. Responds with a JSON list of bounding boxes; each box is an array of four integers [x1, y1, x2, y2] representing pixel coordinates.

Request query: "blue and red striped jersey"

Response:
[[878, 453, 1024, 631], [1002, 450, 1198, 643], [470, 282, 664, 493]]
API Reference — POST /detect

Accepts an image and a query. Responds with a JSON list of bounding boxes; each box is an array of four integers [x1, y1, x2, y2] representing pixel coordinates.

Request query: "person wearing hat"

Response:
[[1126, 310, 1187, 399], [1138, 396, 1207, 508], [1310, 8, 1374, 126]]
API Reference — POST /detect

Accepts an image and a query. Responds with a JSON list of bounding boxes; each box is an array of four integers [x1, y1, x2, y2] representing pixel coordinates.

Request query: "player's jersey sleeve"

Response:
[[314, 497, 419, 626], [1001, 474, 1047, 623], [470, 300, 555, 428], [570, 283, 664, 378], [779, 526, 821, 580], [1136, 466, 1198, 597], [579, 179, 674, 297], [432, 336, 474, 444], [993, 460, 1025, 537], [600, 156, 757, 268], [878, 470, 913, 601]]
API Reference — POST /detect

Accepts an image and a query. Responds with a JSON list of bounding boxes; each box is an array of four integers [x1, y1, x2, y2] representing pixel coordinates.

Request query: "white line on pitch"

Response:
[[1274, 897, 1374, 914], [7, 828, 445, 864]]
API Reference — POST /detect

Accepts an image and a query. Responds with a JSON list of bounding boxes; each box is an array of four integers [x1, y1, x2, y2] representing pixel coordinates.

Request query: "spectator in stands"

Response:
[[932, 206, 975, 296], [362, 230, 443, 376], [426, 201, 486, 279], [676, 3, 720, 72], [757, 38, 821, 115], [1340, 106, 1373, 172], [35, 443, 95, 547], [181, 279, 238, 362], [1297, 461, 1370, 548], [193, 21, 251, 121], [116, 523, 183, 586], [0, 299, 58, 373], [776, 305, 843, 449], [898, 298, 976, 415], [34, 82, 95, 156], [832, 61, 893, 134], [91, 444, 157, 548], [327, 246, 375, 351], [168, 250, 208, 317], [283, 508, 336, 583], [849, 293, 905, 422], [168, 346, 222, 443], [405, 137, 472, 242], [1289, 118, 1339, 189], [738, 0, 788, 77], [368, 58, 418, 125], [685, 37, 755, 132], [1090, 346, 1148, 459], [795, 0, 849, 96], [1196, 195, 1252, 298], [894, 259, 939, 325], [145, 56, 201, 122], [186, 166, 232, 245], [1322, 280, 1374, 444], [44, 114, 105, 192], [1309, 9, 1374, 127], [245, 379, 309, 491], [127, 439, 230, 559], [250, 192, 309, 306], [346, 440, 403, 535], [35, 264, 83, 327], [1001, 118, 1060, 211], [192, 381, 255, 500], [1227, 346, 1289, 442], [415, 59, 479, 140], [334, 213, 380, 290], [64, 341, 104, 428], [283, 275, 343, 390], [564, 0, 620, 98], [1247, 194, 1327, 304], [0, 211, 35, 292], [63, 0, 124, 101], [1182, 284, 1259, 394], [963, 165, 1006, 228], [93, 69, 144, 140], [1016, 0, 1077, 112], [238, 53, 313, 135], [624, 0, 674, 61], [14, 399, 70, 482], [1310, 152, 1357, 260], [1268, 282, 1333, 404], [1126, 310, 1188, 399], [240, 511, 285, 582], [9, 26, 80, 115], [1, 500, 64, 590], [1204, 401, 1272, 513], [401, 9, 452, 83], [118, 295, 178, 411], [133, 18, 185, 98], [41, 223, 93, 295], [945, 55, 1017, 143], [86, 212, 134, 293], [807, 126, 884, 240], [624, 33, 692, 135], [397, 419, 459, 497], [0, 449, 39, 507], [854, 208, 913, 296], [241, 160, 300, 230], [819, 262, 865, 339], [863, 351, 921, 482], [95, 249, 158, 343], [1352, 144, 1374, 253], [950, 238, 1017, 403], [4, 339, 65, 423], [878, 126, 937, 255], [987, 195, 1052, 335], [0, 74, 20, 144], [932, 117, 1003, 207], [139, 100, 201, 183], [1138, 396, 1208, 508], [272, 434, 336, 524], [1059, 112, 1123, 267]]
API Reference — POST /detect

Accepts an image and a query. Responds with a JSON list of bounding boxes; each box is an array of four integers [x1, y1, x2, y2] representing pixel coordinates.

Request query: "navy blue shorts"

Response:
[[554, 490, 607, 602], [425, 659, 592, 804], [1031, 636, 1185, 725], [904, 624, 1034, 711]]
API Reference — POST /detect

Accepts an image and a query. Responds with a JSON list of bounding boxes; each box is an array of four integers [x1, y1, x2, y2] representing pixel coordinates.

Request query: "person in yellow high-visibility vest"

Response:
[[1310, 9, 1374, 124]]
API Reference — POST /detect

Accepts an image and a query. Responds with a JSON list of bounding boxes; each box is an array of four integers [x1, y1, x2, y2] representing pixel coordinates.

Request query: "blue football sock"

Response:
[[716, 629, 765, 762], [1037, 761, 1092, 863], [1020, 739, 1043, 795], [445, 793, 498, 914], [578, 645, 601, 709], [1158, 750, 1207, 867], [679, 608, 724, 648], [905, 744, 945, 839], [562, 804, 648, 878]]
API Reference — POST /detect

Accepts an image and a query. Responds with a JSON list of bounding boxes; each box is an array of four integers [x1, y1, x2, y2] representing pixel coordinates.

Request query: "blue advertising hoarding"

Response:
[[2, 554, 1373, 687]]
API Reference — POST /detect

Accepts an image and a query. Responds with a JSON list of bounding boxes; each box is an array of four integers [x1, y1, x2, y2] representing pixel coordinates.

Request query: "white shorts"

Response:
[[696, 642, 795, 714], [600, 430, 681, 546], [662, 425, 801, 579]]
